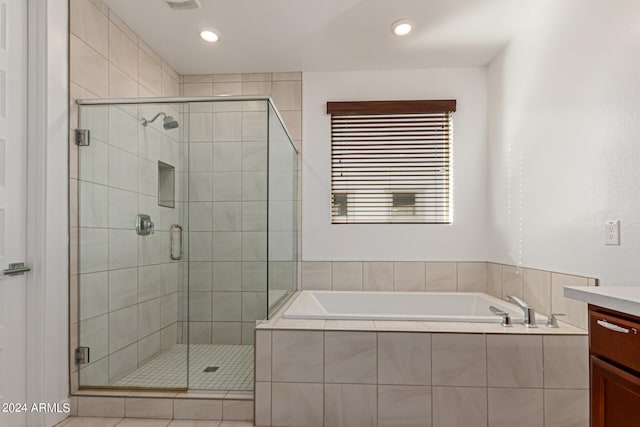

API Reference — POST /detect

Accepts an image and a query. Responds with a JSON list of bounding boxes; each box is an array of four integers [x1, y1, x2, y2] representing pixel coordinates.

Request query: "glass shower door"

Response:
[[74, 102, 189, 389]]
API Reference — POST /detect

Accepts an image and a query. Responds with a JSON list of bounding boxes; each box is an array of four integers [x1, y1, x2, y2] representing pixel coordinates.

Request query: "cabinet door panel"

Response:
[[591, 356, 640, 427]]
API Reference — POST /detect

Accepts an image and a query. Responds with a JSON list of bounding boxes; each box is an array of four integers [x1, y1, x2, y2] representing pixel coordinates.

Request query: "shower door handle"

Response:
[[170, 224, 183, 260]]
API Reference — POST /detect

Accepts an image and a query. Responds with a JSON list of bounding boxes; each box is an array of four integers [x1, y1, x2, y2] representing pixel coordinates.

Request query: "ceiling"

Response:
[[103, 0, 541, 75]]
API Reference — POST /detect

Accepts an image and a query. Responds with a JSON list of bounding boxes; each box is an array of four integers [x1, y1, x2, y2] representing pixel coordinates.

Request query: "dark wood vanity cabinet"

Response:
[[589, 305, 640, 426]]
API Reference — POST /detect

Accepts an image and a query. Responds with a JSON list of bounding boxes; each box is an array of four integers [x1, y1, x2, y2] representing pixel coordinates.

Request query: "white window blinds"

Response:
[[327, 100, 456, 224]]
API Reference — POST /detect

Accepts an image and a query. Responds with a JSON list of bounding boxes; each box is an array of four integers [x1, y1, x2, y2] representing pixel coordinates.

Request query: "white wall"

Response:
[[26, 0, 69, 425], [487, 0, 640, 285], [302, 68, 488, 261]]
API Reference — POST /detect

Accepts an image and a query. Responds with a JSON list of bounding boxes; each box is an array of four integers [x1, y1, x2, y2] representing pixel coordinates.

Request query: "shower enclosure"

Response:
[[72, 97, 298, 391]]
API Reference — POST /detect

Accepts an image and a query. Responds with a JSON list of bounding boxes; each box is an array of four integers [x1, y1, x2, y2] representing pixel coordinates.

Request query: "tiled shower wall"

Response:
[[69, 0, 182, 389], [178, 74, 302, 346], [301, 261, 596, 329]]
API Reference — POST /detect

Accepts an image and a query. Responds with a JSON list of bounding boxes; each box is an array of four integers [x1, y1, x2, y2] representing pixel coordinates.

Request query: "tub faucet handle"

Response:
[[546, 313, 566, 328], [489, 305, 513, 327]]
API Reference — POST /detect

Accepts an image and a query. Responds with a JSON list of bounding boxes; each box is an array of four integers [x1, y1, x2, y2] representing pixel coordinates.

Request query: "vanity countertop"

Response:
[[565, 286, 640, 317]]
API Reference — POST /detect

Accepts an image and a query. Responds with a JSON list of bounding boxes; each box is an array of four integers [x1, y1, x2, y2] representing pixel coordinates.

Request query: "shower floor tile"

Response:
[[115, 344, 254, 391]]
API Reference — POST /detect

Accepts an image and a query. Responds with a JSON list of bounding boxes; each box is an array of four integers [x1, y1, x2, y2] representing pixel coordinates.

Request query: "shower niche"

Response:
[[72, 98, 298, 391], [158, 161, 175, 208]]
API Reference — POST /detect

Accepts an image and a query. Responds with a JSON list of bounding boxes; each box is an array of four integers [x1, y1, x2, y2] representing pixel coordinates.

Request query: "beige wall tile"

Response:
[[432, 386, 487, 427], [213, 73, 242, 83], [125, 398, 173, 419], [162, 71, 179, 97], [79, 358, 108, 386], [255, 330, 271, 381], [77, 397, 125, 418], [551, 273, 588, 329], [301, 262, 331, 291], [183, 83, 213, 97], [487, 335, 543, 388], [425, 262, 456, 291], [69, 397, 79, 417], [324, 320, 375, 330], [432, 334, 486, 386], [213, 82, 242, 97], [109, 305, 137, 352], [324, 384, 377, 427], [272, 331, 323, 382], [523, 268, 551, 315], [457, 262, 487, 292], [242, 81, 271, 96], [272, 72, 302, 81], [161, 61, 179, 82], [222, 400, 252, 421], [108, 10, 137, 42], [138, 49, 162, 96], [544, 389, 589, 427], [378, 332, 431, 385], [243, 73, 272, 82], [502, 265, 523, 299], [271, 382, 323, 427], [183, 74, 213, 83], [394, 262, 426, 292], [332, 262, 363, 291], [70, 35, 108, 97], [378, 385, 431, 427], [108, 343, 138, 383], [325, 332, 377, 384], [137, 39, 162, 65], [108, 22, 138, 80], [70, 0, 108, 57], [279, 110, 301, 142], [255, 382, 271, 427], [109, 64, 138, 98], [543, 335, 589, 389], [488, 388, 543, 427], [364, 262, 394, 292], [173, 399, 222, 420], [89, 0, 108, 14], [272, 81, 302, 111], [487, 263, 502, 298]]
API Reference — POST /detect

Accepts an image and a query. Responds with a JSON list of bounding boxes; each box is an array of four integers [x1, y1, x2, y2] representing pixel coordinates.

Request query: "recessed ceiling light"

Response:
[[199, 29, 219, 43], [391, 19, 413, 36]]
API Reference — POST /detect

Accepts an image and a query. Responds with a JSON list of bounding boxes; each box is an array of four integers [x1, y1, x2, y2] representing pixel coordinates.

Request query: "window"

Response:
[[327, 100, 456, 224]]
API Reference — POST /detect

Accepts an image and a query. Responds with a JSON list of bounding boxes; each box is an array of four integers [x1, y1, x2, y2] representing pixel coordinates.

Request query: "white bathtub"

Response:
[[283, 291, 548, 324]]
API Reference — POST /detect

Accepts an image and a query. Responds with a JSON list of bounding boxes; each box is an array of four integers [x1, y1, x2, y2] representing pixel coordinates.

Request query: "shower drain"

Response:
[[203, 366, 219, 373]]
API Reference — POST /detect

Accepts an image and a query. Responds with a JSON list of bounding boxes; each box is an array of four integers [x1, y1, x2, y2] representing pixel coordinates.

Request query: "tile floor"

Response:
[[56, 418, 253, 427], [114, 345, 253, 391]]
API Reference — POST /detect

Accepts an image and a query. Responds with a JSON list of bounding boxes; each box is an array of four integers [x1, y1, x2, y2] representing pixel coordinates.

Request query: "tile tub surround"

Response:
[[301, 261, 596, 329], [254, 316, 588, 427]]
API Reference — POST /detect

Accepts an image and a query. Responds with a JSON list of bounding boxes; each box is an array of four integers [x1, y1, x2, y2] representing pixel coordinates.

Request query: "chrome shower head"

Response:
[[141, 112, 179, 130], [163, 115, 179, 129]]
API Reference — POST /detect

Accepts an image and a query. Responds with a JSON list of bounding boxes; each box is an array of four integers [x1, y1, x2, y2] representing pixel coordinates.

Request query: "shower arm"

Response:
[[141, 112, 166, 127]]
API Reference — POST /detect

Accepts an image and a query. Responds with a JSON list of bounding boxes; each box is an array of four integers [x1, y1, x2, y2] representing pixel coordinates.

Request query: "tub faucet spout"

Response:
[[506, 295, 537, 328]]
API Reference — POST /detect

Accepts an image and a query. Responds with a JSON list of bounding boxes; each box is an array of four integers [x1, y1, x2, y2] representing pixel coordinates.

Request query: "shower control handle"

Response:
[[136, 214, 155, 235]]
